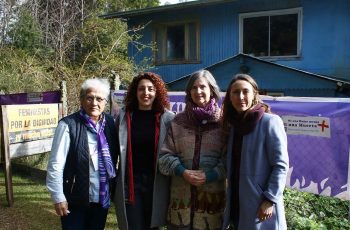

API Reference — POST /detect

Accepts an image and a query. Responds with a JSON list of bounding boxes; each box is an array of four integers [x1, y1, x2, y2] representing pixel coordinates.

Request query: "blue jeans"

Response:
[[61, 203, 108, 230], [126, 173, 157, 230]]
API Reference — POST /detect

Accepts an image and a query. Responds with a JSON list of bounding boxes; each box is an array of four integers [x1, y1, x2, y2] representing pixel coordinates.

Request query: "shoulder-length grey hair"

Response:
[[80, 78, 110, 100], [185, 69, 221, 104]]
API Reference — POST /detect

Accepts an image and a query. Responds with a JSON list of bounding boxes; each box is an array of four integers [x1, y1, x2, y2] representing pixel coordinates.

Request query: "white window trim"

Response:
[[239, 7, 303, 59]]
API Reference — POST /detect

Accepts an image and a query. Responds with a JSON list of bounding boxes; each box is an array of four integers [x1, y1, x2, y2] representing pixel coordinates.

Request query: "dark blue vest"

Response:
[[61, 112, 117, 207]]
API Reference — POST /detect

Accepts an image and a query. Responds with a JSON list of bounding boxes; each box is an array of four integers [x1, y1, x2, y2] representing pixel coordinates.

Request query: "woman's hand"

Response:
[[54, 201, 70, 216], [257, 200, 273, 222], [183, 169, 206, 186]]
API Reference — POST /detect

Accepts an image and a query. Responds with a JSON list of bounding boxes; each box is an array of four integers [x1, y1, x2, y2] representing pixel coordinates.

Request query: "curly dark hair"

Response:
[[123, 72, 170, 113]]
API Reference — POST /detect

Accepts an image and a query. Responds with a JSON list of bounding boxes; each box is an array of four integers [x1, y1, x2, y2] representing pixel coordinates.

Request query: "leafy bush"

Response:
[[284, 188, 350, 229]]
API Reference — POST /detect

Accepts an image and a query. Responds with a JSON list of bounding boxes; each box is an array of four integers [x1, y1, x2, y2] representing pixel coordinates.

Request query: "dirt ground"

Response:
[[0, 204, 26, 230]]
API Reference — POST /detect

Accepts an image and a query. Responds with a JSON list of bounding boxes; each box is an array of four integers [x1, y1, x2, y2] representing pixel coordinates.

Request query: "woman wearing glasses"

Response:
[[47, 78, 117, 230], [113, 72, 175, 230]]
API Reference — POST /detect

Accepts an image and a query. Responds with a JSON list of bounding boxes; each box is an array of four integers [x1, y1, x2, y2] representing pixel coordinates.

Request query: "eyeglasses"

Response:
[[85, 96, 107, 103]]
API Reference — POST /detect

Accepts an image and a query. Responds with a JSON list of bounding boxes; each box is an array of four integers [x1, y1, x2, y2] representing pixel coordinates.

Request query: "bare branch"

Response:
[[104, 20, 151, 61]]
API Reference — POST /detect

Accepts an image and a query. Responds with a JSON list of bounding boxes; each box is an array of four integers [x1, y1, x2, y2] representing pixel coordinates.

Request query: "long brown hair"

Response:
[[221, 73, 271, 130], [123, 72, 170, 113]]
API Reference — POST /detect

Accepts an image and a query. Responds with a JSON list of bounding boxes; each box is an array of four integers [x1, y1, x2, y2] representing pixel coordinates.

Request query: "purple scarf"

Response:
[[231, 103, 266, 135], [190, 98, 220, 124], [80, 109, 116, 209]]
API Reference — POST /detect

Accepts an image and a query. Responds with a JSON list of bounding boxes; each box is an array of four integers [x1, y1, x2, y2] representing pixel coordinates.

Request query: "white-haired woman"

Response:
[[47, 78, 117, 230], [158, 70, 226, 230]]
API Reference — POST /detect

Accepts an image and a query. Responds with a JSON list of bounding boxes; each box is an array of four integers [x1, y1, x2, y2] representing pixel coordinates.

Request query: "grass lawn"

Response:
[[0, 167, 118, 230], [1, 165, 350, 229]]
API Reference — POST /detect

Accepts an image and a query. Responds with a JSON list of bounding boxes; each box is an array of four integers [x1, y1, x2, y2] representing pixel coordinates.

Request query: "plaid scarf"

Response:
[[79, 109, 116, 209]]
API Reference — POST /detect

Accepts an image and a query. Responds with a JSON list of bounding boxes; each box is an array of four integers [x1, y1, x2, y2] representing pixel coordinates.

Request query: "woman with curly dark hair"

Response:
[[113, 72, 175, 230]]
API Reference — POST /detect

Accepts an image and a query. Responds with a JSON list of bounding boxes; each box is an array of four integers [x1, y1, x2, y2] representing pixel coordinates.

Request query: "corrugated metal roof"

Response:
[[100, 0, 237, 19]]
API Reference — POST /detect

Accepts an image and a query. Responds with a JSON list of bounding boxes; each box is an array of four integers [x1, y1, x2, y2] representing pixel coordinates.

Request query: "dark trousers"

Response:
[[126, 173, 157, 230], [61, 203, 108, 230]]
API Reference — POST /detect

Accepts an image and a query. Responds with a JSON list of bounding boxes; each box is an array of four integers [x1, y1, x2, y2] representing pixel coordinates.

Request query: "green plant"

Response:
[[7, 8, 42, 51], [284, 188, 350, 229]]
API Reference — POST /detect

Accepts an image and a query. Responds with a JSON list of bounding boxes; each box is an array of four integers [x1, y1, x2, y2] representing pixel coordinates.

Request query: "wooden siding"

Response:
[[123, 0, 350, 96], [167, 54, 349, 97]]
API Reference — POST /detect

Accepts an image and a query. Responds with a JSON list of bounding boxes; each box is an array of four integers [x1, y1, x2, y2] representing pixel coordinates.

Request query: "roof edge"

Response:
[[167, 53, 350, 85], [100, 0, 236, 19]]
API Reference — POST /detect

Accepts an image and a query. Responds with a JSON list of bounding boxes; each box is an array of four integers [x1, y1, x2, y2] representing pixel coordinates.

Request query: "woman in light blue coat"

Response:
[[113, 72, 175, 230], [221, 74, 289, 230]]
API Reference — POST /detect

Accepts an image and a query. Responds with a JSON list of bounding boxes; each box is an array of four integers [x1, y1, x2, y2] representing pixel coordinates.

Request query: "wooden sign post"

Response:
[[0, 105, 14, 206], [0, 103, 63, 206]]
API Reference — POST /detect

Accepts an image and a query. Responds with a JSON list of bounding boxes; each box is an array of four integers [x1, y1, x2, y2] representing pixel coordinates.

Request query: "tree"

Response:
[[0, 0, 20, 46], [7, 8, 42, 50], [98, 0, 160, 12], [0, 0, 160, 111]]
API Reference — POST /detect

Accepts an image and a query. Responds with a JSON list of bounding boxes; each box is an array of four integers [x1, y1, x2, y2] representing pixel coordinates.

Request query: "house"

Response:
[[101, 0, 350, 97]]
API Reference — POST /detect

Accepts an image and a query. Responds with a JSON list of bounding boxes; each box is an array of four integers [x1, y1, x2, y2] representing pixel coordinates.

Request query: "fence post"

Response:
[[60, 81, 68, 117], [113, 73, 121, 90], [109, 73, 121, 116]]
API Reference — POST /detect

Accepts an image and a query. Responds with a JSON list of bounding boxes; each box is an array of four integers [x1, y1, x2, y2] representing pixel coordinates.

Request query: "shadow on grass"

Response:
[[0, 167, 59, 230], [0, 166, 118, 230]]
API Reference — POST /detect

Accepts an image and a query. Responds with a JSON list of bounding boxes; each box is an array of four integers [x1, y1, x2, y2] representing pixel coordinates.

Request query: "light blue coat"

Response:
[[112, 107, 175, 230], [222, 113, 289, 230]]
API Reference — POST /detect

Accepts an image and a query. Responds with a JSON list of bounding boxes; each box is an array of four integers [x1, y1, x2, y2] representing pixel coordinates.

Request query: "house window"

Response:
[[239, 8, 302, 58], [154, 21, 199, 64]]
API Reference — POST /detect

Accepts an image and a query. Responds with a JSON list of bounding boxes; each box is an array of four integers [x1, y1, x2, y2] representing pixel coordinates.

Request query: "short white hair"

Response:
[[80, 78, 110, 99]]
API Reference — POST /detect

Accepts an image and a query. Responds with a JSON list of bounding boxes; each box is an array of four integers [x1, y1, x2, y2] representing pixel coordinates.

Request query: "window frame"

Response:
[[239, 7, 303, 59], [152, 20, 200, 65], [266, 92, 285, 97]]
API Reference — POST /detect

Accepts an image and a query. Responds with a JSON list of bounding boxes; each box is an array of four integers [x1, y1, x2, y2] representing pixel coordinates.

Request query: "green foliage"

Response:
[[0, 2, 157, 112], [0, 47, 58, 94], [0, 0, 158, 105], [79, 16, 133, 77], [284, 188, 350, 229], [98, 0, 160, 13], [123, 0, 160, 9], [7, 8, 42, 51]]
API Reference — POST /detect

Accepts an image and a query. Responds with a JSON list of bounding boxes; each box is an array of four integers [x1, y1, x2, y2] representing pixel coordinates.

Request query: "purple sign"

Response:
[[0, 91, 61, 105], [112, 91, 350, 200]]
